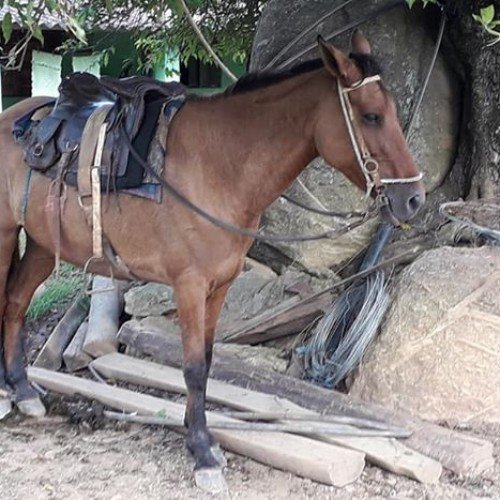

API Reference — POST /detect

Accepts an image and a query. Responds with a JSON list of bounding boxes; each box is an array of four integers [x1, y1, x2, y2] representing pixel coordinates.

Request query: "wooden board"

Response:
[[219, 293, 332, 344], [83, 276, 124, 358], [28, 367, 364, 487], [92, 353, 442, 483], [117, 320, 495, 477], [63, 321, 92, 372], [34, 295, 90, 370]]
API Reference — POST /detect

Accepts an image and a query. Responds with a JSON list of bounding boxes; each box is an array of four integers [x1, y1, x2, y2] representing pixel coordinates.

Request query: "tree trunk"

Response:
[[445, 0, 500, 200]]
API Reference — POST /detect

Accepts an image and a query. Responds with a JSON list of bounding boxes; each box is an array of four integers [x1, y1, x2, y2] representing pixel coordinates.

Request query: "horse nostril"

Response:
[[408, 193, 423, 214]]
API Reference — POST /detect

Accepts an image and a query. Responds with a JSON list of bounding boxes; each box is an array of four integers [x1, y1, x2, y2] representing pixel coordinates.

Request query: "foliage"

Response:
[[472, 4, 500, 45], [26, 264, 84, 321], [0, 0, 267, 72], [406, 0, 500, 46], [405, 0, 437, 8]]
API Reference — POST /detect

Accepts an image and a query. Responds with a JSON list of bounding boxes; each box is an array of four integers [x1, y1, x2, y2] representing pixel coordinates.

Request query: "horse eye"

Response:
[[362, 113, 381, 125]]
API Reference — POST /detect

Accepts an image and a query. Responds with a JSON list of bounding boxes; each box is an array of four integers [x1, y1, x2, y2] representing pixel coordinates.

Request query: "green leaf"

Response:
[[32, 25, 44, 43], [2, 12, 13, 43], [46, 0, 58, 10], [481, 5, 495, 26], [406, 0, 415, 8], [167, 0, 183, 16]]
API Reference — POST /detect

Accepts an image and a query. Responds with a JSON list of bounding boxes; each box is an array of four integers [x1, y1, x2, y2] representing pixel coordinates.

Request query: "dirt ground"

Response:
[[0, 302, 498, 499], [0, 401, 498, 500]]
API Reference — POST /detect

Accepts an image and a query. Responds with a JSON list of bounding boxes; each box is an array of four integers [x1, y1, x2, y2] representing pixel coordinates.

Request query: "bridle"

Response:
[[337, 75, 423, 204]]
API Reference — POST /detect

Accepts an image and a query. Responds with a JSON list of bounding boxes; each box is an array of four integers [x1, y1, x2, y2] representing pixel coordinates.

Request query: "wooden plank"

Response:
[[92, 353, 442, 484], [28, 367, 364, 487], [63, 321, 92, 372], [33, 295, 90, 370], [83, 276, 124, 358], [219, 293, 332, 344], [117, 320, 495, 477]]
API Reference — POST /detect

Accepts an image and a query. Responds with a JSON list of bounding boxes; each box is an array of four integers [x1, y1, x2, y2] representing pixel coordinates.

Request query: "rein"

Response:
[[121, 73, 424, 243], [122, 125, 376, 243]]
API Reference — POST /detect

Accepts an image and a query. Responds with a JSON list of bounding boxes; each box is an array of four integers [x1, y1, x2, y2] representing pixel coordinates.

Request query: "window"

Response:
[[180, 57, 221, 89]]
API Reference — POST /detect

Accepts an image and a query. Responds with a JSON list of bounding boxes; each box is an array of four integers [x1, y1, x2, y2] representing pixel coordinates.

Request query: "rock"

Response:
[[250, 0, 460, 272], [124, 283, 176, 317], [214, 343, 288, 374], [137, 315, 181, 336], [118, 316, 288, 374], [350, 246, 500, 424], [219, 265, 320, 325]]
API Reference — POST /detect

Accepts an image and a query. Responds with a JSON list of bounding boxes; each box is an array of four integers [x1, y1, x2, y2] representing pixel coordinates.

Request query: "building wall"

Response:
[[1, 30, 247, 109]]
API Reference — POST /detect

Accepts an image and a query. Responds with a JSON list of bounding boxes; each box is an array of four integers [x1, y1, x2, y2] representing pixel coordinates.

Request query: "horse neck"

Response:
[[177, 70, 329, 218]]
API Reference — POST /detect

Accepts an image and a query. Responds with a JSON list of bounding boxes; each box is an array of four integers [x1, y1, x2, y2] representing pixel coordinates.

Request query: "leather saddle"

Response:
[[14, 72, 186, 189]]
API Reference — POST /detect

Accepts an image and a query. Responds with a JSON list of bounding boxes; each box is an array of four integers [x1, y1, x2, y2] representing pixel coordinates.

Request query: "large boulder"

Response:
[[250, 0, 460, 273], [124, 283, 176, 317], [350, 246, 500, 424]]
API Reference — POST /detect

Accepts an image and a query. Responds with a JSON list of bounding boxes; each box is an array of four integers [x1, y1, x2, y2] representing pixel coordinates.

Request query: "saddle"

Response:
[[14, 72, 186, 187], [13, 72, 186, 276]]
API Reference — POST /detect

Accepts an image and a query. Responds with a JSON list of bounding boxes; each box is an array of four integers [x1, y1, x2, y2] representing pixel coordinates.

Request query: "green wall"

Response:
[[2, 30, 247, 109]]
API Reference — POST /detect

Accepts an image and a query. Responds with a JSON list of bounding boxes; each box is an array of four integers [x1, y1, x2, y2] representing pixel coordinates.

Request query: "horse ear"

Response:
[[351, 29, 371, 55], [317, 35, 351, 81]]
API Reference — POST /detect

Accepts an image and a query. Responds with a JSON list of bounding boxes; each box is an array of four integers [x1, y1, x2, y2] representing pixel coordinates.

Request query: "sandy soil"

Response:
[[0, 301, 497, 499], [0, 404, 498, 500]]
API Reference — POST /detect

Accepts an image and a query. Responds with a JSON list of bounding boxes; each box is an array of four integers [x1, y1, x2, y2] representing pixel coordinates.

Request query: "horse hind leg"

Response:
[[0, 225, 20, 420], [3, 235, 54, 417]]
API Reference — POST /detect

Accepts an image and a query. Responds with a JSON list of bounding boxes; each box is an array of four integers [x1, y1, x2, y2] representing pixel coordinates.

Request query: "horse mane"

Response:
[[223, 52, 382, 97]]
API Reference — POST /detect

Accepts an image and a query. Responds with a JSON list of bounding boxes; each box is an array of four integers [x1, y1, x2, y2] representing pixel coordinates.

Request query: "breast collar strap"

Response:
[[337, 75, 423, 200]]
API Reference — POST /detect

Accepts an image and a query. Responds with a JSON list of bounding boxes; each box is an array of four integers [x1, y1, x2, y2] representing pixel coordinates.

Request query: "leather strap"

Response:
[[77, 104, 113, 225], [77, 104, 133, 279], [46, 148, 73, 272], [91, 123, 107, 258]]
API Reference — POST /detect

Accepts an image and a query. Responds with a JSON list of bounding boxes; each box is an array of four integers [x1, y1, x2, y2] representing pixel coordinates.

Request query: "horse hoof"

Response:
[[0, 398, 12, 420], [16, 397, 46, 418], [194, 467, 228, 494], [210, 445, 227, 467]]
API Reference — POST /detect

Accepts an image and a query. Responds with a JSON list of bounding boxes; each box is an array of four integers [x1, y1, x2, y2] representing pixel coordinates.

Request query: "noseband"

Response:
[[337, 75, 423, 202]]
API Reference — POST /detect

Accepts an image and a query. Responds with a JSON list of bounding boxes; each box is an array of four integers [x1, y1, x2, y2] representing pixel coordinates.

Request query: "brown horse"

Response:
[[0, 32, 424, 478]]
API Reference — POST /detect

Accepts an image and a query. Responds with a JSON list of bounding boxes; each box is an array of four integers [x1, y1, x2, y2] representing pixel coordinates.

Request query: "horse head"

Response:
[[313, 30, 425, 225]]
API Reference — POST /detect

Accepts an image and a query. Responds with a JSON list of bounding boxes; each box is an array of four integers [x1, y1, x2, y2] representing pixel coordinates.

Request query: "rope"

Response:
[[404, 7, 446, 139], [440, 201, 500, 243], [263, 0, 357, 70], [276, 0, 404, 70]]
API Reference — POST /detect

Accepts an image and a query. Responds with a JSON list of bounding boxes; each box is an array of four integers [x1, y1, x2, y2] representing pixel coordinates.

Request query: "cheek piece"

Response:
[[337, 75, 423, 205]]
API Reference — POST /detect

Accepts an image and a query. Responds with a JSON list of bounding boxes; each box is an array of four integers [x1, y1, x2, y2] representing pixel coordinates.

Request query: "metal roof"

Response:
[[0, 4, 166, 32]]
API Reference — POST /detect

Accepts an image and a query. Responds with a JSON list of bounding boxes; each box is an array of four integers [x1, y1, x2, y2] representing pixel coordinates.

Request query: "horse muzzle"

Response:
[[380, 183, 425, 225]]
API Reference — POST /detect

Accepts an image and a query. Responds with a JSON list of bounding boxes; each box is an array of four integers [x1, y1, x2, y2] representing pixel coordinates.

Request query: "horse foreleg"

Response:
[[174, 273, 220, 472], [4, 237, 54, 416], [201, 282, 232, 466]]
